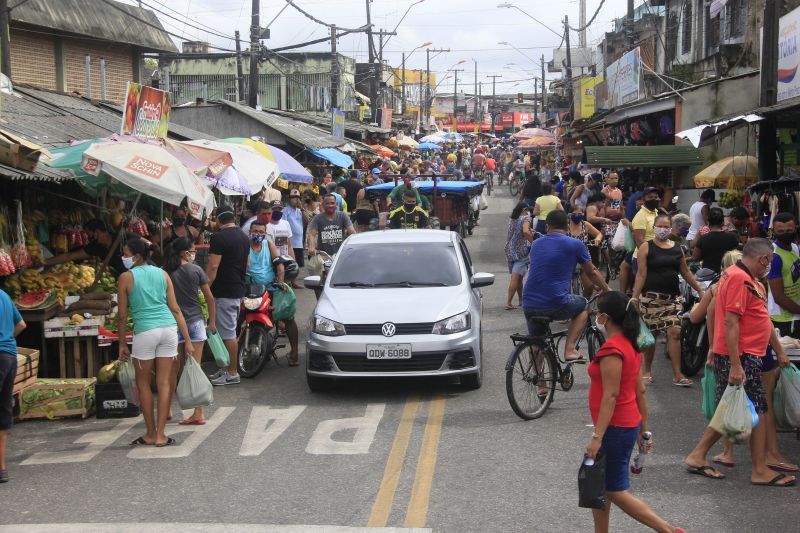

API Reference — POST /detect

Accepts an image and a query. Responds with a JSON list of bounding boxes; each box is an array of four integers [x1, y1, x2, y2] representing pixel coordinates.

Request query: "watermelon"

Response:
[[16, 289, 56, 310]]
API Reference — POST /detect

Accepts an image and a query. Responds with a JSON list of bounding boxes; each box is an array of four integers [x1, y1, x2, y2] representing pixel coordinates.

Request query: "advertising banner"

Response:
[[331, 108, 345, 138], [778, 6, 800, 101], [121, 82, 171, 138], [605, 48, 641, 108], [576, 76, 603, 119]]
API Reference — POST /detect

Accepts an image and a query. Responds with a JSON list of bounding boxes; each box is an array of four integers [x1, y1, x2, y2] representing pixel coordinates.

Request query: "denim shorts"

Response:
[[508, 258, 530, 276], [178, 318, 208, 344], [523, 294, 587, 336], [600, 425, 640, 492], [0, 352, 16, 430], [215, 297, 241, 341]]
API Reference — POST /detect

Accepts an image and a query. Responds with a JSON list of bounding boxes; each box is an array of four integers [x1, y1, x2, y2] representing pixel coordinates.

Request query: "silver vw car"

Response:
[[303, 230, 494, 391]]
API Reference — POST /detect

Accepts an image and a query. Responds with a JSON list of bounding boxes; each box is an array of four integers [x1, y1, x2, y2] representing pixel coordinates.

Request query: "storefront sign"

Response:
[[331, 108, 345, 138], [499, 112, 514, 125], [778, 6, 800, 101], [516, 112, 532, 125], [121, 82, 171, 139], [604, 48, 641, 108], [576, 76, 603, 120]]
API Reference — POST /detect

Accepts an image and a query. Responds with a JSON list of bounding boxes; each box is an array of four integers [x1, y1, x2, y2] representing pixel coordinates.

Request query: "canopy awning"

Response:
[[675, 114, 763, 148], [310, 147, 353, 168], [584, 145, 704, 168]]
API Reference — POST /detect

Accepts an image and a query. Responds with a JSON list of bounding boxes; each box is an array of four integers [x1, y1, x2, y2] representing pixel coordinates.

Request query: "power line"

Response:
[[568, 0, 607, 33], [283, 0, 373, 33], [138, 0, 237, 42]]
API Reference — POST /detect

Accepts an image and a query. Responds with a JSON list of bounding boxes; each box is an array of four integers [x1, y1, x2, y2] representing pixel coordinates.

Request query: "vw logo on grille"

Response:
[[381, 322, 396, 337]]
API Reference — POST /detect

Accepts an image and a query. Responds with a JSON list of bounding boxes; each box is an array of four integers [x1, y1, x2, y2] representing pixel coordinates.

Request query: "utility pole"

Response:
[[759, 0, 779, 181], [401, 52, 406, 115], [235, 30, 245, 102], [534, 77, 538, 120], [452, 68, 464, 127], [418, 69, 424, 131], [487, 74, 501, 136], [0, 0, 10, 77], [248, 0, 260, 109], [541, 54, 547, 117], [473, 60, 478, 122], [563, 16, 574, 120], [330, 24, 339, 110], [579, 0, 587, 49], [365, 0, 377, 122], [626, 0, 635, 50], [425, 47, 450, 127], [478, 81, 482, 128]]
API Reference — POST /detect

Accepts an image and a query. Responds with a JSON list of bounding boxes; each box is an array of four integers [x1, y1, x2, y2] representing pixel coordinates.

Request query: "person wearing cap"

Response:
[[241, 201, 271, 235], [265, 200, 294, 258], [206, 205, 250, 386], [388, 189, 429, 229], [687, 189, 716, 246], [45, 218, 128, 277], [284, 190, 307, 276], [387, 175, 430, 211]]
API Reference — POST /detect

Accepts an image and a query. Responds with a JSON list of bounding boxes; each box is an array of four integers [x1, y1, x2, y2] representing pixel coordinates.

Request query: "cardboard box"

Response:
[[0, 129, 47, 172]]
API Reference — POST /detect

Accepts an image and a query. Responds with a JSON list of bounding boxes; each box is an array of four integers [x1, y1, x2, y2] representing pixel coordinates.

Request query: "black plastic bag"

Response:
[[578, 453, 606, 509]]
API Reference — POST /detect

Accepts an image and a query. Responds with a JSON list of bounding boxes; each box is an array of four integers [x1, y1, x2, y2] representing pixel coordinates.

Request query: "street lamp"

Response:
[[498, 41, 541, 67], [384, 0, 427, 49], [497, 2, 563, 39]]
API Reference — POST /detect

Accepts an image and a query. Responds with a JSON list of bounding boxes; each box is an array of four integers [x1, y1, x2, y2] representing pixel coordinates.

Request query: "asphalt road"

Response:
[[3, 185, 798, 532]]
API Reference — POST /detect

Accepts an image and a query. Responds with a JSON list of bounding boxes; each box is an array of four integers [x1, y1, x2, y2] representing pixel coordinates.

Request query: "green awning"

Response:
[[584, 145, 704, 168]]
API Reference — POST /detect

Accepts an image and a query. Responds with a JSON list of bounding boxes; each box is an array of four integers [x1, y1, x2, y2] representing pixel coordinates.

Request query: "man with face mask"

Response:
[[284, 190, 307, 270], [241, 201, 271, 235], [307, 194, 355, 257], [45, 219, 128, 276], [768, 212, 800, 338], [388, 190, 430, 229], [265, 200, 293, 259], [387, 175, 430, 211], [631, 187, 661, 250]]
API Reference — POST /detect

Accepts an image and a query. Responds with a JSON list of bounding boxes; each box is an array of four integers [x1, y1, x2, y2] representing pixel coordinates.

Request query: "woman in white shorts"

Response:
[[118, 237, 194, 447], [165, 237, 216, 425]]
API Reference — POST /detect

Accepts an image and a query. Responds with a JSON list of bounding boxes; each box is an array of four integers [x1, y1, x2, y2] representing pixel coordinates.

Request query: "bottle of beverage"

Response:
[[631, 431, 652, 474]]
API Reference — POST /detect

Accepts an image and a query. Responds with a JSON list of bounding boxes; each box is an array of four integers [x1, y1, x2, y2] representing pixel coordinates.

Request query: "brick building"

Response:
[[8, 0, 176, 103]]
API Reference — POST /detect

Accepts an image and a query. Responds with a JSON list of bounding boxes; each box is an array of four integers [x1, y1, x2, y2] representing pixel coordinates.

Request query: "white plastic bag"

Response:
[[176, 356, 213, 409], [479, 191, 489, 210], [306, 253, 324, 277], [611, 222, 627, 251], [117, 359, 139, 406], [710, 384, 754, 444], [778, 366, 800, 428]]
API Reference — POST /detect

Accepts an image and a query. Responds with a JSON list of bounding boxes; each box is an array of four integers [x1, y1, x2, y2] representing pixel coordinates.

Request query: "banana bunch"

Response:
[[26, 238, 43, 268], [47, 261, 93, 294], [4, 269, 47, 298], [22, 209, 46, 232]]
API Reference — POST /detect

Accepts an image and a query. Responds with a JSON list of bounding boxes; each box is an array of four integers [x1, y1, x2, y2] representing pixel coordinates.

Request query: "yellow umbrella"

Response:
[[693, 155, 758, 189]]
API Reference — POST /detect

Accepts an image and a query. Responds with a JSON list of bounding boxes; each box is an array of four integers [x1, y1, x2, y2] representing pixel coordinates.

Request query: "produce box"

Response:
[[13, 347, 39, 395], [18, 378, 96, 420], [44, 317, 104, 338], [95, 382, 139, 419]]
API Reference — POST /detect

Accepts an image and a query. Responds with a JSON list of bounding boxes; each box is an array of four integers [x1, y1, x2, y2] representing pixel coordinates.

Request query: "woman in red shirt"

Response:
[[585, 291, 684, 533]]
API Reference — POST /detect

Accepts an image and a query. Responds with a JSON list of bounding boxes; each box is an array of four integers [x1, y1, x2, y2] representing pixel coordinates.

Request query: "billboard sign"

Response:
[[604, 47, 641, 108], [576, 76, 603, 119], [121, 82, 171, 138], [499, 112, 514, 125], [778, 6, 800, 101], [331, 108, 345, 138]]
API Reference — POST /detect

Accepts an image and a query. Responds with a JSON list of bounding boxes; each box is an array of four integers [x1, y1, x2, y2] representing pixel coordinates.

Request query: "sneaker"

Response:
[[210, 372, 240, 386], [0, 469, 8, 483], [208, 369, 226, 380]]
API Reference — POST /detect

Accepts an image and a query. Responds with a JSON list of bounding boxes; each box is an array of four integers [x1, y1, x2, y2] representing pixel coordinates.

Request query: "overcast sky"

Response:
[[123, 0, 635, 93]]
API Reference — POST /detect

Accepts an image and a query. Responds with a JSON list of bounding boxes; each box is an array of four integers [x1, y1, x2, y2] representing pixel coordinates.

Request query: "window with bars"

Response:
[[681, 0, 693, 55], [726, 0, 747, 39]]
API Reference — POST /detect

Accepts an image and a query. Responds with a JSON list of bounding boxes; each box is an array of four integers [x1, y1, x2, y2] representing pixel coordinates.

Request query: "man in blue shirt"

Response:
[[625, 184, 645, 221], [523, 211, 609, 361], [283, 189, 307, 288], [0, 288, 26, 483]]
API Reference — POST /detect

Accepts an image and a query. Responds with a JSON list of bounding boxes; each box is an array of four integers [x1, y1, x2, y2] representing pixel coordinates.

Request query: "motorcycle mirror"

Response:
[[672, 195, 679, 204]]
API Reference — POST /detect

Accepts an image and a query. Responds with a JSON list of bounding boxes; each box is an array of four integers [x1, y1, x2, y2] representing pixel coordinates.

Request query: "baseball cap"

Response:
[[268, 200, 283, 209], [371, 168, 381, 174], [216, 205, 235, 221], [289, 189, 301, 197], [642, 186, 660, 196]]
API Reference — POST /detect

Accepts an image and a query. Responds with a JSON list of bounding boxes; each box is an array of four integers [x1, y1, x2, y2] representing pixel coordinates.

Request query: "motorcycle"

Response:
[[679, 267, 719, 377], [237, 283, 283, 378]]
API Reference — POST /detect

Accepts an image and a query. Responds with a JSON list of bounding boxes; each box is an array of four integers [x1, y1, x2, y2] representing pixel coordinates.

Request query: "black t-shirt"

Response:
[[695, 231, 739, 272], [643, 240, 683, 295], [341, 179, 362, 212], [208, 226, 251, 298], [84, 233, 126, 277], [389, 206, 429, 229], [521, 176, 542, 201]]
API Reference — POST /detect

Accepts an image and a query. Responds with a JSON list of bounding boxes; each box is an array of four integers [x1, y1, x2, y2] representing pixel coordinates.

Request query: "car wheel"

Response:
[[307, 373, 334, 392]]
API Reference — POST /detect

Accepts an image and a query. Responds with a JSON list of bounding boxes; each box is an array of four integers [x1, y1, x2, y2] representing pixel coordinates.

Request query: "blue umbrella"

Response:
[[418, 142, 442, 151]]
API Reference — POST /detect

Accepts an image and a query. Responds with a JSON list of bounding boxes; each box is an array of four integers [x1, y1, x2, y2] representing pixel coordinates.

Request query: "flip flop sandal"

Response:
[[504, 305, 517, 310], [155, 437, 176, 448], [752, 473, 796, 487], [643, 376, 654, 384], [712, 458, 735, 468], [178, 419, 206, 426], [287, 356, 300, 367], [129, 437, 153, 446], [768, 462, 800, 473], [686, 465, 725, 479], [673, 378, 693, 387]]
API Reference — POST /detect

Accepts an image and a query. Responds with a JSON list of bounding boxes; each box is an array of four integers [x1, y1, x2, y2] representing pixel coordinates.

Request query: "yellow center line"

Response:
[[367, 396, 421, 527], [403, 394, 446, 528]]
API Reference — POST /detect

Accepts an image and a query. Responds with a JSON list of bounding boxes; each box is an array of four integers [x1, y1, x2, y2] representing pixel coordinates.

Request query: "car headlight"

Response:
[[432, 311, 471, 335], [242, 297, 262, 310], [313, 316, 347, 336]]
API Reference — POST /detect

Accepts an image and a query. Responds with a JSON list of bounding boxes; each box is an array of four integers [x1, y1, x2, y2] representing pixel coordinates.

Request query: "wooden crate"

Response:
[[18, 378, 96, 420], [13, 348, 39, 395]]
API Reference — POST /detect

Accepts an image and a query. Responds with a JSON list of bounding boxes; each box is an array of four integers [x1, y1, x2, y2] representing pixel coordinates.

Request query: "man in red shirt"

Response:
[[685, 238, 795, 487]]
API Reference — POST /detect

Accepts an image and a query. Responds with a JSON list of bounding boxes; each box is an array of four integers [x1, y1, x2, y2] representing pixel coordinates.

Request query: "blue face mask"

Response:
[[250, 234, 266, 244], [679, 227, 689, 236], [570, 214, 584, 223], [271, 211, 284, 222]]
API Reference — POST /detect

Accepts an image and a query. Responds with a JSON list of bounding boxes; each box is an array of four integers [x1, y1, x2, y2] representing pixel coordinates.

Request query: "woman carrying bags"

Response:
[[585, 291, 685, 533], [118, 237, 194, 447], [164, 237, 216, 426]]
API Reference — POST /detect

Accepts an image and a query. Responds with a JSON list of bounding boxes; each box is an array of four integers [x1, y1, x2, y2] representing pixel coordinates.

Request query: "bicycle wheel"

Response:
[[571, 272, 583, 295], [587, 327, 606, 362], [509, 176, 519, 197], [506, 342, 557, 420]]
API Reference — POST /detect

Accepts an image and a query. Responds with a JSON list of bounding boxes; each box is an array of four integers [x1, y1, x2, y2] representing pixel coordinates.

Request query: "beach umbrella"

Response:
[[518, 136, 555, 149], [183, 139, 279, 194], [513, 128, 553, 140], [418, 142, 442, 151], [220, 138, 313, 184], [693, 155, 758, 189], [370, 145, 397, 158], [394, 136, 419, 148], [81, 142, 216, 216]]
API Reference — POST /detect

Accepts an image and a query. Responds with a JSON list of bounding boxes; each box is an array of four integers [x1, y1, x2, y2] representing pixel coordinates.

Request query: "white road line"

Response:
[[239, 405, 307, 456], [128, 407, 235, 459], [306, 403, 386, 455], [0, 525, 432, 533], [20, 417, 141, 465]]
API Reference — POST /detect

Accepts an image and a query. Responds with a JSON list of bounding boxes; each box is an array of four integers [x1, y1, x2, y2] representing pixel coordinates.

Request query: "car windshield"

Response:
[[330, 242, 462, 287]]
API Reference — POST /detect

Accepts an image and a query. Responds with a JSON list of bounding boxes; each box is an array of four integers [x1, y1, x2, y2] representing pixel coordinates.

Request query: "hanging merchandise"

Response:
[[0, 206, 16, 276], [659, 114, 674, 136], [127, 215, 149, 237], [10, 200, 31, 270]]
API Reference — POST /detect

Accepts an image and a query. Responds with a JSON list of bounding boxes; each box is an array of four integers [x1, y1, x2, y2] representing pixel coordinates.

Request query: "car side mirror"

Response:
[[470, 272, 494, 288], [304, 276, 322, 288]]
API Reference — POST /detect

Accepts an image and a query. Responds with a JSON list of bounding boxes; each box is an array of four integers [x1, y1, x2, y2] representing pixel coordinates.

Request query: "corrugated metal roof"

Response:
[[0, 161, 73, 182], [263, 109, 392, 136], [214, 100, 347, 150], [584, 145, 704, 168], [11, 0, 177, 52], [98, 102, 217, 141]]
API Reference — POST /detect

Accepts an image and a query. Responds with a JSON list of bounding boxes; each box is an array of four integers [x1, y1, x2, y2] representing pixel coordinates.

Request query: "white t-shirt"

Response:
[[266, 219, 293, 256], [687, 200, 706, 240]]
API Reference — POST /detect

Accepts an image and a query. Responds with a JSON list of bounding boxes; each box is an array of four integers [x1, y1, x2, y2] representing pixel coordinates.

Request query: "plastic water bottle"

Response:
[[630, 431, 652, 474]]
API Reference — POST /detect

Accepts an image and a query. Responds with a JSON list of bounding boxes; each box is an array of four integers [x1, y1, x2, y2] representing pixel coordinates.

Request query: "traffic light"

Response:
[[517, 93, 524, 103]]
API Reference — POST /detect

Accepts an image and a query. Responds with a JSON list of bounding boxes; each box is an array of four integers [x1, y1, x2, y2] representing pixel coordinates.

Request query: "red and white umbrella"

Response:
[[513, 128, 554, 140]]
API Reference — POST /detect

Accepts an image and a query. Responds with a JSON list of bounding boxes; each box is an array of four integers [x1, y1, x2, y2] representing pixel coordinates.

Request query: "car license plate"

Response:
[[366, 344, 412, 360]]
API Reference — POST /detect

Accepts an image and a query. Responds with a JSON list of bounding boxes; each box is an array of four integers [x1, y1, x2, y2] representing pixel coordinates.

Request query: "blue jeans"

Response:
[[600, 425, 640, 491], [523, 294, 587, 337]]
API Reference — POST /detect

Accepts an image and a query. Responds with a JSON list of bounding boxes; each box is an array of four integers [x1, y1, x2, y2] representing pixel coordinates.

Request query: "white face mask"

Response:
[[122, 256, 135, 270], [654, 227, 671, 241], [596, 315, 608, 338]]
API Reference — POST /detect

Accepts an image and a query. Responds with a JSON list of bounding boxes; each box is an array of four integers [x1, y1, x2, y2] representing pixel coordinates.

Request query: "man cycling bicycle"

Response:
[[522, 210, 609, 361], [471, 151, 486, 178]]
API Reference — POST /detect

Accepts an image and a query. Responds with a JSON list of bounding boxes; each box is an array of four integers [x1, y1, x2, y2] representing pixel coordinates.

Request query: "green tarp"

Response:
[[584, 145, 704, 168]]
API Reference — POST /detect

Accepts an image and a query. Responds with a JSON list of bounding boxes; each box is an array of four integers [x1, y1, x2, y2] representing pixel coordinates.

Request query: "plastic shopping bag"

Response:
[[479, 191, 489, 210], [637, 318, 655, 350], [206, 329, 230, 368], [272, 285, 297, 322], [307, 253, 324, 277], [117, 359, 139, 406], [777, 365, 800, 428], [176, 356, 213, 409], [611, 222, 627, 251], [710, 384, 755, 444], [623, 226, 636, 253], [578, 453, 606, 509], [701, 363, 717, 420]]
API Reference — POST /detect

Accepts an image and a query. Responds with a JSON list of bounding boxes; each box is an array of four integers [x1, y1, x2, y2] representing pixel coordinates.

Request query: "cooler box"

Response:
[[95, 382, 140, 418]]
